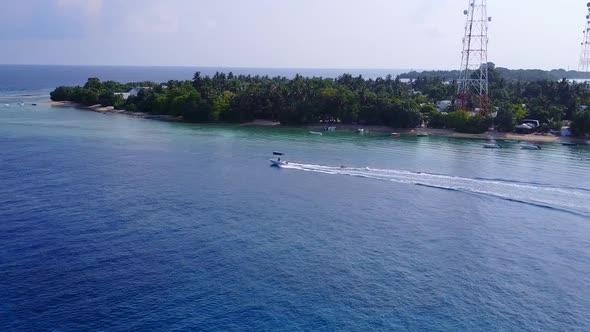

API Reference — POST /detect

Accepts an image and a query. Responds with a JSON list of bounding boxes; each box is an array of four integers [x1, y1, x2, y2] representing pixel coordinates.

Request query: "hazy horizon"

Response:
[[0, 64, 586, 73], [0, 0, 585, 70]]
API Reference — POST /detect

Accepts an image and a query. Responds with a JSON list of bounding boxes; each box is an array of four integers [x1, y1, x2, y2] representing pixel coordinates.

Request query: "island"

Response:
[[50, 63, 590, 138]]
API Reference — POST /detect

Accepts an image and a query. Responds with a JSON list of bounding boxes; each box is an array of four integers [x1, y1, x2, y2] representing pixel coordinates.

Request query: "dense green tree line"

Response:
[[50, 66, 590, 136], [399, 64, 590, 82], [51, 73, 424, 128], [50, 78, 158, 108]]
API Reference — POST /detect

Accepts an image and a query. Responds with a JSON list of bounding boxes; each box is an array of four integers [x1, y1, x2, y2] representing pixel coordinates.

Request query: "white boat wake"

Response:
[[281, 162, 590, 217]]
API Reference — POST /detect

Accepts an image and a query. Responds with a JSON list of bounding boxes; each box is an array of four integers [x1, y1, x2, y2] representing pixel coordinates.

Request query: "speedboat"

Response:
[[309, 131, 323, 136], [416, 133, 429, 137], [325, 126, 337, 131], [270, 159, 289, 167], [521, 143, 541, 150], [391, 132, 401, 137]]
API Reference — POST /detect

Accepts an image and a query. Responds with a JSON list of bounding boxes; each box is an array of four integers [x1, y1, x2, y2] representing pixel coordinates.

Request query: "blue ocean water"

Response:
[[0, 65, 407, 91], [1, 66, 590, 331]]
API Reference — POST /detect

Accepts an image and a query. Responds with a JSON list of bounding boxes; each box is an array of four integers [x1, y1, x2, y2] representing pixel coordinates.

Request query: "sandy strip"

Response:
[[47, 100, 183, 122]]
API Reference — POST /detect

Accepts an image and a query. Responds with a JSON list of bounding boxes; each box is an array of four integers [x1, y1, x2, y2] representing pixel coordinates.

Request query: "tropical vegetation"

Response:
[[49, 64, 590, 137]]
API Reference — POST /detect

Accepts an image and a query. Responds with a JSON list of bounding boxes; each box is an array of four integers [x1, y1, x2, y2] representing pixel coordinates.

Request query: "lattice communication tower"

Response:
[[457, 0, 491, 115], [579, 3, 590, 72]]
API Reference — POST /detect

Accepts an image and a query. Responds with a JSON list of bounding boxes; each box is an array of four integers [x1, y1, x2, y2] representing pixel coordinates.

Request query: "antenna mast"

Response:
[[457, 0, 491, 115], [579, 3, 590, 72]]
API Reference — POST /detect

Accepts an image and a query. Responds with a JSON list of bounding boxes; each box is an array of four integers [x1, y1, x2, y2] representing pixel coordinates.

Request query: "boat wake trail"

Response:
[[283, 163, 590, 217]]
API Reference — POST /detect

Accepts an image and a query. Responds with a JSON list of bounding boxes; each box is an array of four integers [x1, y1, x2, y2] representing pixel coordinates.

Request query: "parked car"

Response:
[[514, 119, 540, 134]]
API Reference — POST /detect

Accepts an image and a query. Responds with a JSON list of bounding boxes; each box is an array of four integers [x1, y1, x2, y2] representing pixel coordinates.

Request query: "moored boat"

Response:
[[521, 143, 541, 150], [483, 142, 502, 149], [309, 131, 323, 136], [483, 137, 501, 148]]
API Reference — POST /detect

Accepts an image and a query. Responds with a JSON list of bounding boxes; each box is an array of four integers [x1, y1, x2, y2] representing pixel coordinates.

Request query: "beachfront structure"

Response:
[[456, 0, 491, 115], [115, 87, 151, 100]]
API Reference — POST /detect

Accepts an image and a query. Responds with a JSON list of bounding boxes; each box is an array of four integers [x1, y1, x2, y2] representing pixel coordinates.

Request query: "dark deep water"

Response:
[[1, 66, 590, 331]]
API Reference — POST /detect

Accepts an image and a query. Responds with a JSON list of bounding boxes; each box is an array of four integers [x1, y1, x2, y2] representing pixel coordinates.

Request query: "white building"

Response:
[[115, 87, 151, 100]]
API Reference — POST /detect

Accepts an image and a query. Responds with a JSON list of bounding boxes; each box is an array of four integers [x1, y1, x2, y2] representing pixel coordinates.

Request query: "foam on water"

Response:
[[283, 162, 590, 217]]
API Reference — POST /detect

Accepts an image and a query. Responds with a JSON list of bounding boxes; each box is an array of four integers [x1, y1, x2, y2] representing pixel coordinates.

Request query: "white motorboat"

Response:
[[521, 143, 541, 150], [483, 137, 501, 148], [309, 131, 323, 136], [483, 142, 502, 149], [270, 159, 289, 167]]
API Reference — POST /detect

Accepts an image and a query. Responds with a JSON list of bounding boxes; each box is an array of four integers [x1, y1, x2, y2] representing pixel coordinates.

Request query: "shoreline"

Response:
[[46, 101, 184, 122], [47, 100, 589, 144], [308, 125, 589, 144]]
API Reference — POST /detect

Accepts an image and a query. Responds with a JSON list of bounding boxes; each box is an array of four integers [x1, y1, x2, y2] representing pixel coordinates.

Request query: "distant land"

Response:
[[398, 64, 590, 82], [2, 64, 590, 90]]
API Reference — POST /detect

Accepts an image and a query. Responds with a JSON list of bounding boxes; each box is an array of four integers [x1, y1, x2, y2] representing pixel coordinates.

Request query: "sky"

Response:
[[0, 0, 585, 70]]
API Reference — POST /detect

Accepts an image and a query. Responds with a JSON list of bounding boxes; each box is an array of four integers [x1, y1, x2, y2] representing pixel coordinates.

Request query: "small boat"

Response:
[[416, 133, 429, 137], [273, 152, 285, 156], [521, 143, 541, 150], [325, 126, 337, 131], [561, 142, 577, 146], [357, 128, 365, 134], [31, 103, 37, 106], [17, 102, 25, 107], [503, 140, 519, 144], [483, 142, 502, 149], [309, 131, 323, 136], [270, 159, 289, 167], [391, 133, 401, 137]]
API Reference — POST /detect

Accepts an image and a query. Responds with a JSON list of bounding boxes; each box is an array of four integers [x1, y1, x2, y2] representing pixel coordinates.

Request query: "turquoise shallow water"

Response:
[[1, 101, 590, 331]]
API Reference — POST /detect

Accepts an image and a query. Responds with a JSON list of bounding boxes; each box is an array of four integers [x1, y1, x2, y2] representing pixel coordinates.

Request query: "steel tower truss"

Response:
[[579, 3, 590, 72], [457, 0, 490, 115]]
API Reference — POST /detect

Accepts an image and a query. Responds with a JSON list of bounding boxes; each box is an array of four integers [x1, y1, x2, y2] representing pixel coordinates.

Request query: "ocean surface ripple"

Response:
[[1, 77, 590, 331]]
